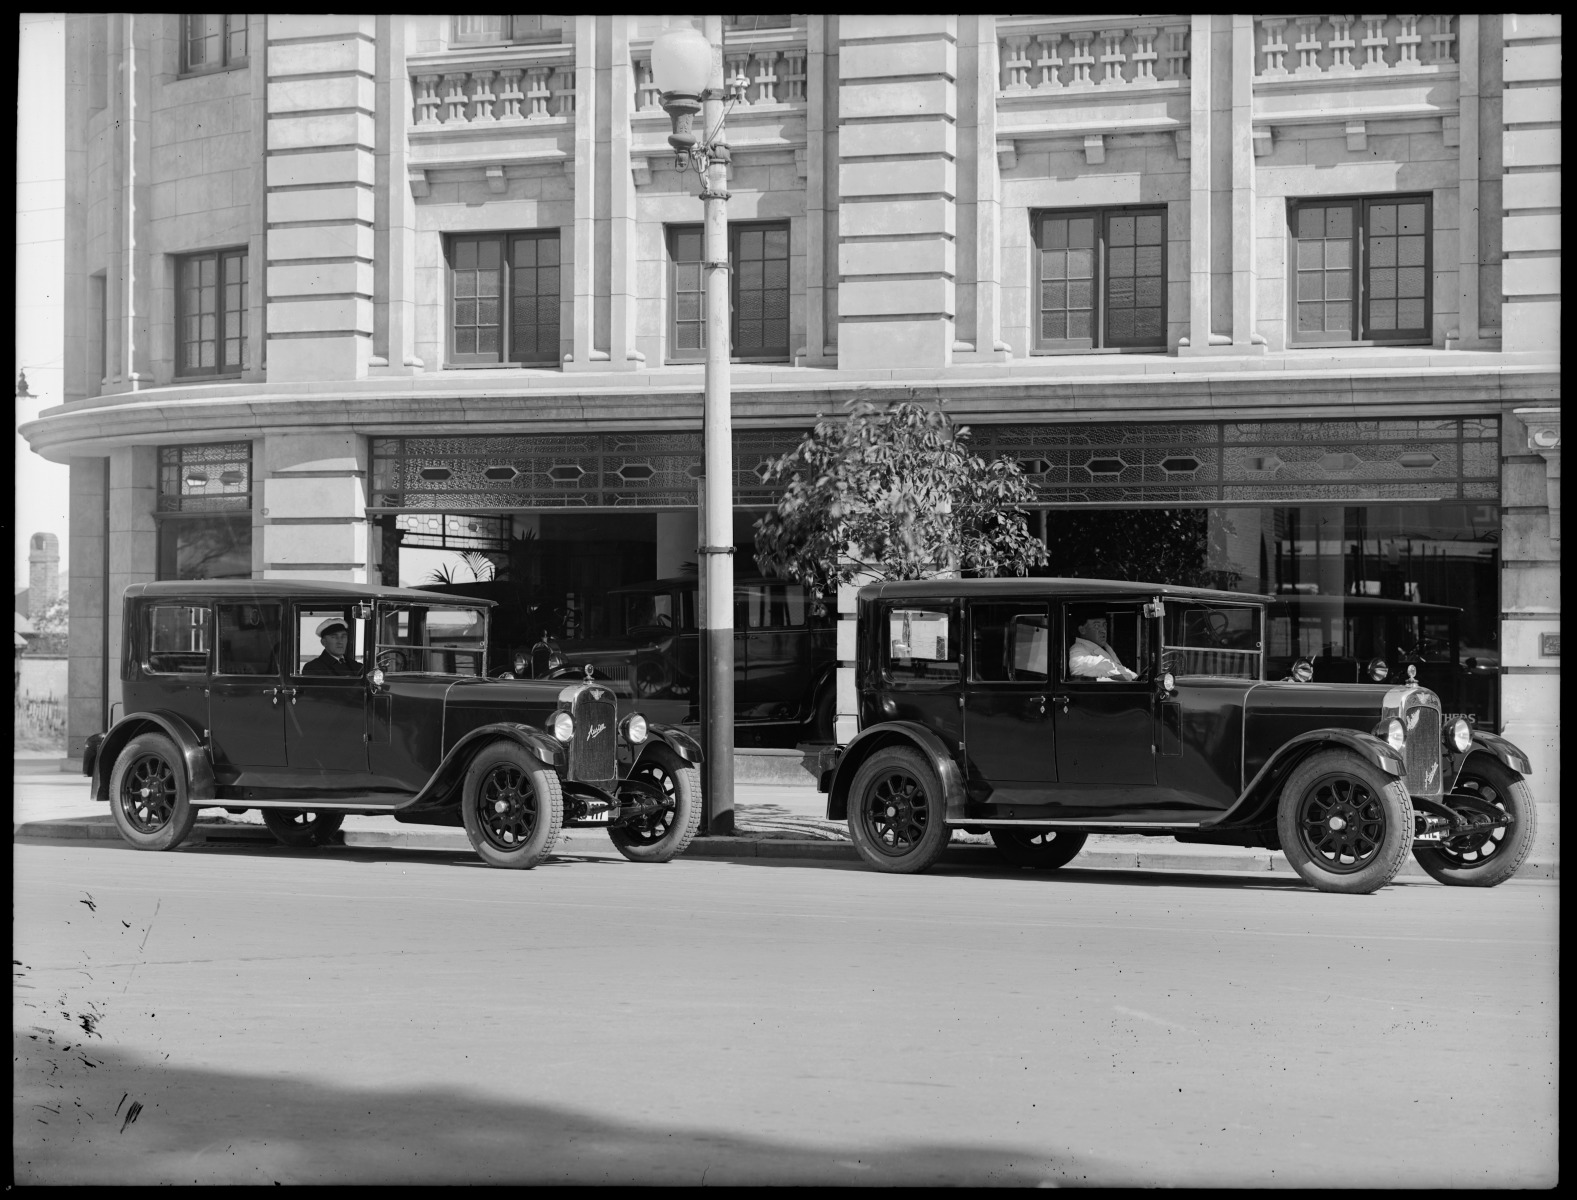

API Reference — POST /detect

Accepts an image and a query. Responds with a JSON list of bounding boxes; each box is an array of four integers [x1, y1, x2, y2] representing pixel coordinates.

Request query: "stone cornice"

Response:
[[21, 361, 1560, 463]]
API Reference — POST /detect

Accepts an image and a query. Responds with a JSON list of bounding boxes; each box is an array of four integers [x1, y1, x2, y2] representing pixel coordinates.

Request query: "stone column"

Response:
[[66, 459, 109, 757], [264, 16, 377, 382], [799, 14, 838, 365], [1454, 16, 1485, 349], [1179, 14, 1232, 354], [1228, 14, 1262, 351], [105, 14, 154, 390], [953, 14, 1010, 362], [1499, 15, 1561, 353], [565, 15, 610, 369], [607, 15, 643, 368], [836, 15, 958, 370], [373, 14, 422, 373], [261, 433, 371, 583]]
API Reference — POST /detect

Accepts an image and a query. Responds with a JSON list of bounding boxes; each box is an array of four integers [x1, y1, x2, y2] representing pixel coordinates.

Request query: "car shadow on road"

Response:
[[14, 1033, 1090, 1186]]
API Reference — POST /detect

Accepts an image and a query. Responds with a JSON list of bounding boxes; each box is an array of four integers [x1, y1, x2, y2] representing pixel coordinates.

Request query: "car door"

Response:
[[209, 600, 288, 783], [284, 603, 372, 779], [962, 600, 1058, 809], [1053, 600, 1157, 793], [878, 601, 963, 747], [737, 581, 810, 722]]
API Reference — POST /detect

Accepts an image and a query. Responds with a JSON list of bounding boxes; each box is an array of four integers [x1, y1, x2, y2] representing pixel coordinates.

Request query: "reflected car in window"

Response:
[[818, 578, 1536, 894]]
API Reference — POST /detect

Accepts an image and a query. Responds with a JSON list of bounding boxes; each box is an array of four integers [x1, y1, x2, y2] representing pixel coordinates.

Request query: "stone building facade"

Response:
[[24, 14, 1560, 808]]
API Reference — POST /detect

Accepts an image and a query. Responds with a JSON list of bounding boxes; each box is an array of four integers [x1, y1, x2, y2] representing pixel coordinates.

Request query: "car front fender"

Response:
[[92, 711, 216, 805], [394, 722, 564, 819], [825, 721, 967, 824], [1216, 727, 1405, 829], [644, 722, 703, 764], [1451, 729, 1533, 785]]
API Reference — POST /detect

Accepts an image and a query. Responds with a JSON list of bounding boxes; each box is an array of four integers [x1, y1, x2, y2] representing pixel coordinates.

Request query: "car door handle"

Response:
[[280, 687, 298, 704], [264, 686, 280, 706], [1050, 694, 1071, 714], [1027, 694, 1047, 717]]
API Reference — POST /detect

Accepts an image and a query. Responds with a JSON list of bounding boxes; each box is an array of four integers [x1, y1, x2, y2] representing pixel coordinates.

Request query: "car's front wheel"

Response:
[[109, 733, 198, 851], [847, 746, 951, 874], [1413, 756, 1538, 887], [990, 828, 1088, 870], [261, 809, 346, 848], [607, 751, 702, 862], [1277, 749, 1413, 894], [461, 743, 563, 869]]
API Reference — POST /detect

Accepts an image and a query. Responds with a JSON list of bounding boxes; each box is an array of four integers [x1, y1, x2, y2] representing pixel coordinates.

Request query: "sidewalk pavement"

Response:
[[12, 755, 1556, 879]]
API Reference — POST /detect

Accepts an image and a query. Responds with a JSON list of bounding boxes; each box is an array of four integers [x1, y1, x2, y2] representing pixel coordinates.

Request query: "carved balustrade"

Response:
[[410, 46, 576, 128], [632, 42, 807, 112]]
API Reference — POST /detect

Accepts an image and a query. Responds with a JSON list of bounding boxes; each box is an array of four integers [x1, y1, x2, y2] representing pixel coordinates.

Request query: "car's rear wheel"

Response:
[[990, 828, 1088, 870], [607, 752, 701, 863], [261, 809, 345, 848], [1277, 749, 1413, 894], [1413, 756, 1537, 887], [109, 733, 198, 851], [847, 746, 951, 874], [461, 743, 563, 869]]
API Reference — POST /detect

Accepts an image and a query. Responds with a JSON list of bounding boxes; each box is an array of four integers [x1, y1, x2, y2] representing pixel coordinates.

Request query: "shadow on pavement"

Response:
[[14, 1034, 1087, 1186]]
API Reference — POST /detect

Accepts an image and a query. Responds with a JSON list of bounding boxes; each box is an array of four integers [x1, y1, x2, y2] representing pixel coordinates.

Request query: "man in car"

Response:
[[1069, 614, 1138, 682], [302, 618, 363, 676]]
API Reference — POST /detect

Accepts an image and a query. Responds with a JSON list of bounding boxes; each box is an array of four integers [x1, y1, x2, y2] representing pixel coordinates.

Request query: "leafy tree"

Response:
[[753, 399, 1047, 592], [31, 595, 69, 655]]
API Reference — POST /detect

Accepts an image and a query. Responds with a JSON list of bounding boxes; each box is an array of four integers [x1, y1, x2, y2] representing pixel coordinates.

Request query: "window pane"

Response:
[[1136, 214, 1163, 244], [1325, 302, 1352, 330], [454, 299, 477, 325], [1042, 281, 1066, 309], [1068, 218, 1095, 248], [1042, 252, 1066, 281], [454, 239, 477, 270], [1325, 206, 1353, 238], [676, 322, 703, 350], [1134, 308, 1163, 338], [1108, 277, 1135, 306], [478, 240, 501, 269], [1068, 309, 1093, 340], [1298, 302, 1324, 331], [477, 268, 500, 297], [1371, 268, 1396, 299], [1369, 204, 1396, 236], [1370, 300, 1396, 330], [738, 259, 763, 290], [1369, 237, 1396, 267], [477, 297, 499, 325], [1397, 266, 1425, 299], [1067, 279, 1093, 308], [1109, 215, 1135, 245], [1297, 207, 1325, 239], [1134, 245, 1162, 275], [477, 327, 499, 353], [1324, 241, 1350, 269], [1397, 299, 1425, 328], [1042, 218, 1068, 249], [764, 228, 788, 256], [539, 237, 560, 266], [1398, 204, 1426, 233], [455, 272, 476, 298], [513, 239, 537, 267], [738, 228, 763, 258], [1108, 308, 1135, 340], [738, 290, 762, 320], [1297, 272, 1323, 301], [1324, 272, 1350, 301], [1398, 236, 1425, 266], [1066, 249, 1094, 278], [763, 259, 788, 290], [1109, 247, 1134, 277], [1135, 277, 1162, 306], [676, 294, 701, 321]]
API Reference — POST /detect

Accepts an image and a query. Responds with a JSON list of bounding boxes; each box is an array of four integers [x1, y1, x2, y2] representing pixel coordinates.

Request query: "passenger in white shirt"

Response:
[[1068, 616, 1138, 682]]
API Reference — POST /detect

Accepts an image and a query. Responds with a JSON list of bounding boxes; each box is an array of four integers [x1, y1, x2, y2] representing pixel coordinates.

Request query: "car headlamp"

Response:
[[1450, 717, 1472, 753], [622, 714, 649, 744], [549, 711, 574, 742], [1380, 717, 1406, 752], [1367, 657, 1389, 682]]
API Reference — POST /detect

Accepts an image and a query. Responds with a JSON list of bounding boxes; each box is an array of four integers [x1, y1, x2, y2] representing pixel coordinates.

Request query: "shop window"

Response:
[[446, 232, 562, 367], [452, 16, 569, 45], [176, 248, 248, 378], [667, 222, 791, 363], [181, 14, 248, 75], [157, 442, 253, 581], [1033, 207, 1167, 352], [1290, 196, 1431, 345]]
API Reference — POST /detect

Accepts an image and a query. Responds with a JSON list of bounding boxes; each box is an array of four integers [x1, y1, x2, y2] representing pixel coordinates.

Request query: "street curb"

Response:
[[12, 817, 1556, 879]]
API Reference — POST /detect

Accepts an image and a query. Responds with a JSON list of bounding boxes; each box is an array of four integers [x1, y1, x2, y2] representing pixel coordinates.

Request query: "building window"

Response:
[[452, 16, 569, 45], [667, 222, 791, 363], [446, 232, 562, 367], [176, 248, 248, 377], [1290, 196, 1431, 344], [156, 442, 253, 581], [1033, 207, 1167, 352], [181, 14, 248, 74]]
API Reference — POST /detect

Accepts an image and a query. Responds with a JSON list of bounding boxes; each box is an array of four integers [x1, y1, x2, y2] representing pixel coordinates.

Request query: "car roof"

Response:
[[123, 580, 496, 607], [1266, 593, 1461, 616], [859, 577, 1271, 605]]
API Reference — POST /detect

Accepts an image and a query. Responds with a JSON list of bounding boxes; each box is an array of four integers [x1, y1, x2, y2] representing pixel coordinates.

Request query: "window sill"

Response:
[[442, 362, 562, 371], [174, 372, 246, 383], [1287, 338, 1431, 350], [1030, 346, 1168, 357]]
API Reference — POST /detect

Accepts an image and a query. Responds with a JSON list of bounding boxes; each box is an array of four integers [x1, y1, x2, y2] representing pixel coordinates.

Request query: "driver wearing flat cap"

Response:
[[302, 617, 363, 677]]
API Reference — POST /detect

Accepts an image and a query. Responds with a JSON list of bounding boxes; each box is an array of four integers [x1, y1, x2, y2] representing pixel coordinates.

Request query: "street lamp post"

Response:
[[652, 18, 738, 834]]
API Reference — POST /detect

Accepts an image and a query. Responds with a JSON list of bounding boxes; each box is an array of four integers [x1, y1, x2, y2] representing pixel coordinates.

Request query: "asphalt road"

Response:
[[13, 839, 1558, 1186]]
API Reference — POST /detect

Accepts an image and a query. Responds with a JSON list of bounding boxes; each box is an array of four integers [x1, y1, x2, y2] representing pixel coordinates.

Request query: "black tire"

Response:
[[108, 733, 198, 851], [990, 828, 1089, 870], [846, 746, 951, 874], [1277, 749, 1413, 894], [607, 753, 702, 863], [1413, 756, 1538, 887], [261, 809, 346, 848], [460, 742, 563, 869]]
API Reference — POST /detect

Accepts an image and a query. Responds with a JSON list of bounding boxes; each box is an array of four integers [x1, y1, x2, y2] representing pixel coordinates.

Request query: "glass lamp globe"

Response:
[[651, 25, 712, 97]]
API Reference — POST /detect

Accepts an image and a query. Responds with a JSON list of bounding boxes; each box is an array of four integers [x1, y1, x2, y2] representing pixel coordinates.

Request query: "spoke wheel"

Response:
[[847, 746, 951, 875], [1413, 756, 1537, 888], [1278, 749, 1412, 894], [608, 754, 701, 863], [461, 743, 563, 869], [261, 809, 345, 848], [990, 828, 1088, 870], [108, 732, 198, 851]]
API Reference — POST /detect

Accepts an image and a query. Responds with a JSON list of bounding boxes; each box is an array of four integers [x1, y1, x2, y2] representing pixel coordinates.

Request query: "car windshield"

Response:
[[375, 603, 490, 676], [1161, 602, 1262, 681]]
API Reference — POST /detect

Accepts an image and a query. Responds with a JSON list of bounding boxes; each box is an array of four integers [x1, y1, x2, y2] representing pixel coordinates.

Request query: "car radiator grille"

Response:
[[1403, 701, 1441, 796], [570, 689, 618, 786]]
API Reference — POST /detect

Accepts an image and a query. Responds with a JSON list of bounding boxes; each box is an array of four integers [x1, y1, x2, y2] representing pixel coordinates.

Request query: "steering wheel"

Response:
[[376, 649, 407, 672]]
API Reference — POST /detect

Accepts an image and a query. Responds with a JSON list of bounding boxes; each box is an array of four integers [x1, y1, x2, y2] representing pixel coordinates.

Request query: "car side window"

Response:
[[884, 606, 960, 683], [293, 607, 369, 676], [969, 602, 1051, 683], [1063, 603, 1148, 684], [216, 602, 282, 676], [143, 604, 211, 675]]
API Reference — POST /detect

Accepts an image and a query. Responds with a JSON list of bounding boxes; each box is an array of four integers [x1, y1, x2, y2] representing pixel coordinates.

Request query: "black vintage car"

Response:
[[820, 578, 1536, 894], [82, 581, 703, 868]]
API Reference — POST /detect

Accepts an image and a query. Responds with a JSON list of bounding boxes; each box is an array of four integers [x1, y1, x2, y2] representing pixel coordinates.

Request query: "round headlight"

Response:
[[1451, 717, 1473, 753], [624, 714, 648, 744], [370, 668, 385, 687], [1367, 657, 1389, 682], [1382, 717, 1406, 752], [1162, 671, 1175, 693], [1290, 658, 1314, 683], [549, 711, 574, 742]]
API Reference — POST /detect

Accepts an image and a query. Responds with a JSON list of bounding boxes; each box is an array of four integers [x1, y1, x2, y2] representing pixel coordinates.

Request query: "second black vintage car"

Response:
[[820, 578, 1537, 894], [83, 581, 704, 868]]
